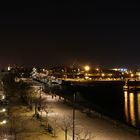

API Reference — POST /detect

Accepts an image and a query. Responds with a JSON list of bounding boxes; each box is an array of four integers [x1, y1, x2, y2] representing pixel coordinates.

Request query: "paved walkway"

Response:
[[42, 94, 140, 140], [7, 94, 71, 140], [5, 89, 140, 140]]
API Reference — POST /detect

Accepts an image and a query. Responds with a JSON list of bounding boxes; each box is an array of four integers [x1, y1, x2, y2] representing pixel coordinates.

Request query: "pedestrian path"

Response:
[[8, 94, 72, 140], [6, 88, 140, 140], [44, 94, 140, 140]]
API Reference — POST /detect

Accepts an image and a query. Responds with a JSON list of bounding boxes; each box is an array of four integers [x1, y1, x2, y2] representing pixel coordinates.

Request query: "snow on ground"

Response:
[[5, 88, 140, 140]]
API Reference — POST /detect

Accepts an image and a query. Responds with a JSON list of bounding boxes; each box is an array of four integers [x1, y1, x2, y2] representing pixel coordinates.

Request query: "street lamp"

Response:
[[101, 73, 105, 77], [84, 66, 90, 80], [2, 120, 7, 124], [84, 65, 90, 72], [2, 109, 6, 112], [39, 86, 42, 108], [73, 92, 76, 140], [2, 95, 5, 100], [38, 86, 43, 122], [0, 120, 7, 125], [131, 73, 134, 78], [0, 108, 6, 113]]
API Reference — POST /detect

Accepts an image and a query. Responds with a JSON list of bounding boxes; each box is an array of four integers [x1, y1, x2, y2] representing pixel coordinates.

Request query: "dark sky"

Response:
[[0, 1, 140, 68]]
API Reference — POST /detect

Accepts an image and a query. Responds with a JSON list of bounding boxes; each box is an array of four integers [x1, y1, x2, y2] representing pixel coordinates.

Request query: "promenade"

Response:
[[5, 88, 140, 140]]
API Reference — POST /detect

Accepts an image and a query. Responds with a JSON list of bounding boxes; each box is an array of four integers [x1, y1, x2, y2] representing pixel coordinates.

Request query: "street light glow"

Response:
[[84, 65, 90, 71], [2, 95, 5, 100], [0, 120, 7, 125], [85, 76, 89, 79], [131, 73, 134, 77], [101, 73, 105, 77], [0, 108, 6, 113], [2, 109, 6, 112], [2, 120, 7, 124], [96, 68, 99, 71]]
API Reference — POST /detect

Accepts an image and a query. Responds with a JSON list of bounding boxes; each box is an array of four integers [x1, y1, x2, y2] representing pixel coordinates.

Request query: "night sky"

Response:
[[0, 1, 140, 68]]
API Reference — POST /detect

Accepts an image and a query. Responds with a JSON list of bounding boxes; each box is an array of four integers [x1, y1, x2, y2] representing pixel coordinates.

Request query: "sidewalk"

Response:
[[43, 94, 140, 140], [8, 95, 72, 140], [7, 90, 140, 140]]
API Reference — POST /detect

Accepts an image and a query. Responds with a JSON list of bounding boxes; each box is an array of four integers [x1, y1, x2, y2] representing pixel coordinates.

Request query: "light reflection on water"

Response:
[[124, 90, 140, 128], [138, 94, 140, 124], [129, 93, 136, 126], [124, 91, 129, 122]]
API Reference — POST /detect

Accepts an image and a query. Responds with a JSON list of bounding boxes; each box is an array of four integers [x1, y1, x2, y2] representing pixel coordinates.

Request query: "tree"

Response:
[[81, 130, 94, 140], [58, 115, 73, 140], [44, 105, 53, 127], [74, 128, 94, 140], [48, 113, 60, 137], [37, 97, 48, 123], [26, 87, 39, 115]]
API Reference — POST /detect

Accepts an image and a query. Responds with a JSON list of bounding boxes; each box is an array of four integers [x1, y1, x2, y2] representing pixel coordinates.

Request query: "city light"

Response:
[[2, 109, 6, 112], [0, 108, 6, 113], [7, 66, 11, 71], [2, 120, 7, 124], [131, 73, 134, 77], [96, 68, 99, 71], [0, 120, 7, 125], [101, 73, 105, 77], [85, 76, 89, 79], [84, 65, 90, 71], [2, 95, 5, 100]]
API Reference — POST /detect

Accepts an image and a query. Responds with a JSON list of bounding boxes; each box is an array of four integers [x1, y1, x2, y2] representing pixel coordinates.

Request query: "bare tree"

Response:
[[37, 97, 48, 123], [24, 87, 41, 118], [58, 115, 73, 140], [74, 128, 94, 140], [44, 105, 53, 127], [27, 87, 39, 112], [82, 130, 94, 140], [48, 113, 60, 137]]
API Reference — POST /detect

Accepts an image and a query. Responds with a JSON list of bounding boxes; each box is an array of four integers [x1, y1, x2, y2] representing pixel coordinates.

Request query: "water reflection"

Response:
[[124, 90, 140, 127], [124, 91, 129, 122], [137, 93, 140, 124], [129, 93, 136, 126]]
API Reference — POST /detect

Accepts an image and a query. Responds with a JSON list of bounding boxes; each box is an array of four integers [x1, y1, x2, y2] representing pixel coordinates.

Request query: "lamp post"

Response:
[[84, 65, 90, 80], [0, 120, 7, 125], [84, 65, 90, 72], [73, 92, 76, 140], [39, 86, 42, 108], [39, 86, 43, 122]]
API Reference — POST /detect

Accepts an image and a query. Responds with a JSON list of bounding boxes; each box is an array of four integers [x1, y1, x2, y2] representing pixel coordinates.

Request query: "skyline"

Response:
[[0, 1, 140, 68]]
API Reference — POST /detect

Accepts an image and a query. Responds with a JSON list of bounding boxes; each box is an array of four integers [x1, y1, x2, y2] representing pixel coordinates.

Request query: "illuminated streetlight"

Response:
[[2, 95, 5, 100], [85, 76, 89, 80], [101, 73, 105, 77], [131, 73, 134, 77], [96, 68, 99, 71], [2, 120, 7, 124], [0, 108, 6, 113], [84, 65, 90, 72], [73, 93, 76, 140], [2, 109, 6, 112], [8, 66, 11, 71], [0, 120, 7, 125]]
